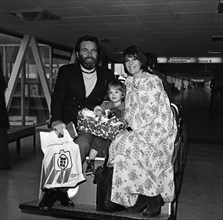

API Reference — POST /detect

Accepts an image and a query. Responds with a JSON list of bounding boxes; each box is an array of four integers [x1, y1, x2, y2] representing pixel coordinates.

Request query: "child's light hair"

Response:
[[107, 80, 126, 100]]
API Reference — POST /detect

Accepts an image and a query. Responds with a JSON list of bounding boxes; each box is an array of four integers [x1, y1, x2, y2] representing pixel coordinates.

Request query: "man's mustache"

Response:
[[84, 57, 96, 63], [85, 57, 95, 60]]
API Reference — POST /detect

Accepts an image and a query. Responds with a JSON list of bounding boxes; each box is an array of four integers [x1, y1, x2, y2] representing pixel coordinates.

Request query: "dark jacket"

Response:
[[0, 72, 9, 129], [50, 63, 115, 126]]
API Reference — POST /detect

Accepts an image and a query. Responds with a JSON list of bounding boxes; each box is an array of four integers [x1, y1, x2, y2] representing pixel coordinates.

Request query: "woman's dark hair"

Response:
[[122, 45, 147, 73], [108, 79, 126, 100], [145, 52, 158, 71], [75, 35, 101, 54]]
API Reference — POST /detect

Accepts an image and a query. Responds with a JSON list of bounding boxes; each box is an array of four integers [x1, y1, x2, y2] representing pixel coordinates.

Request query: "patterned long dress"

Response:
[[108, 72, 177, 207]]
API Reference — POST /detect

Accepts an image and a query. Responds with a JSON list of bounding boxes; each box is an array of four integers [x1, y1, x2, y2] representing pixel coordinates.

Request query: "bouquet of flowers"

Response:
[[77, 108, 125, 140]]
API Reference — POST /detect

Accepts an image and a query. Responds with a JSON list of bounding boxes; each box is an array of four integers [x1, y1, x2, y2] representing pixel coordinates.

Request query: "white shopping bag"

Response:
[[39, 129, 85, 190]]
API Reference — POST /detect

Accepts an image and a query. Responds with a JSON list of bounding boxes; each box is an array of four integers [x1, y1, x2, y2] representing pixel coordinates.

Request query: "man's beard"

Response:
[[79, 56, 97, 70]]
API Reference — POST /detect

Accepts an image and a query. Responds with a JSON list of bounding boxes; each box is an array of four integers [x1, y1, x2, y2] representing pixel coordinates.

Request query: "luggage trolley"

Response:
[[19, 103, 188, 220]]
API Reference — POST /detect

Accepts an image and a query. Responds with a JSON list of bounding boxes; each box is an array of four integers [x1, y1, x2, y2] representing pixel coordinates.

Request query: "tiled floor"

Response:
[[0, 86, 223, 220]]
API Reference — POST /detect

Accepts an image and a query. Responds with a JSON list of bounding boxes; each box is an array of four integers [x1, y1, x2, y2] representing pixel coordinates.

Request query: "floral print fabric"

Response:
[[108, 72, 177, 207]]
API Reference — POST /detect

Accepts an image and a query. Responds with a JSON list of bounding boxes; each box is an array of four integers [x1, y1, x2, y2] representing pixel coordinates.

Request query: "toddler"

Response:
[[85, 79, 126, 175]]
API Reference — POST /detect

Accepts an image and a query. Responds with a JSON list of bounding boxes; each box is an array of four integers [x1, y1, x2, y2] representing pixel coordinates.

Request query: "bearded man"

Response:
[[39, 35, 114, 210]]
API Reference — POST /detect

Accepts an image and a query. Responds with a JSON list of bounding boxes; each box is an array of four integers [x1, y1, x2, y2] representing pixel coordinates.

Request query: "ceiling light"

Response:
[[211, 36, 223, 41], [208, 50, 223, 54], [218, 0, 223, 13], [10, 9, 61, 21]]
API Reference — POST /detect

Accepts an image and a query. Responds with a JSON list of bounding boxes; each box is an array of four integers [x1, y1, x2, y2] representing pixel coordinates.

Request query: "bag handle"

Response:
[[103, 153, 109, 168]]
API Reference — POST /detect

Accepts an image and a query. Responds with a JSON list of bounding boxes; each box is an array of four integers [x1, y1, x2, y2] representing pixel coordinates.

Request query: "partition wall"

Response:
[[0, 32, 72, 126]]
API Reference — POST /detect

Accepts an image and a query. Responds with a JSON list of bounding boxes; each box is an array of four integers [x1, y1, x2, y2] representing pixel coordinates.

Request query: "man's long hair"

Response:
[[145, 52, 159, 71], [75, 35, 101, 54]]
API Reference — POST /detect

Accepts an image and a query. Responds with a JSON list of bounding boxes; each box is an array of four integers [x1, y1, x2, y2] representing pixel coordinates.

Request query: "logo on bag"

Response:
[[54, 150, 72, 171]]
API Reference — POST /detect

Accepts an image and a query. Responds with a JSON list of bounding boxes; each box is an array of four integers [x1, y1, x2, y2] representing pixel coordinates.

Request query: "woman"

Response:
[[108, 45, 177, 217]]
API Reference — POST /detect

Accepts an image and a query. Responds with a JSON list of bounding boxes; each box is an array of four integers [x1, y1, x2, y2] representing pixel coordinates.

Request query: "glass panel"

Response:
[[108, 63, 127, 82], [0, 33, 71, 126]]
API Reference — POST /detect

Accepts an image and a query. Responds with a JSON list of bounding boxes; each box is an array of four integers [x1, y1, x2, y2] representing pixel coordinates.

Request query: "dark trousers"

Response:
[[74, 131, 95, 164], [0, 129, 10, 168], [91, 137, 111, 157]]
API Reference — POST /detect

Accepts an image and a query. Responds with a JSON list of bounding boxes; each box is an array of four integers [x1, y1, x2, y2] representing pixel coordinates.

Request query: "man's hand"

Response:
[[51, 120, 66, 136]]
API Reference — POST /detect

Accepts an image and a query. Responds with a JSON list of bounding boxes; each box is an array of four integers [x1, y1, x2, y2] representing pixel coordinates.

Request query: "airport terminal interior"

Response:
[[0, 84, 223, 220], [1, 1, 223, 218]]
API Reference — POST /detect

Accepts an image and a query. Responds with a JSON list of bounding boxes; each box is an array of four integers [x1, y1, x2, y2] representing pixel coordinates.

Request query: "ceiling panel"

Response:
[[137, 13, 178, 22], [0, 0, 223, 61], [122, 0, 170, 5], [85, 5, 131, 16], [29, 0, 80, 9], [179, 12, 216, 20], [99, 15, 139, 23], [127, 4, 172, 14], [0, 0, 34, 11], [172, 1, 218, 12], [51, 7, 93, 17]]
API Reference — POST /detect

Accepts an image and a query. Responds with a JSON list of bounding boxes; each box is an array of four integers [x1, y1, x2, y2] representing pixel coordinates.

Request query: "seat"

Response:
[[170, 103, 188, 219], [33, 103, 187, 219]]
